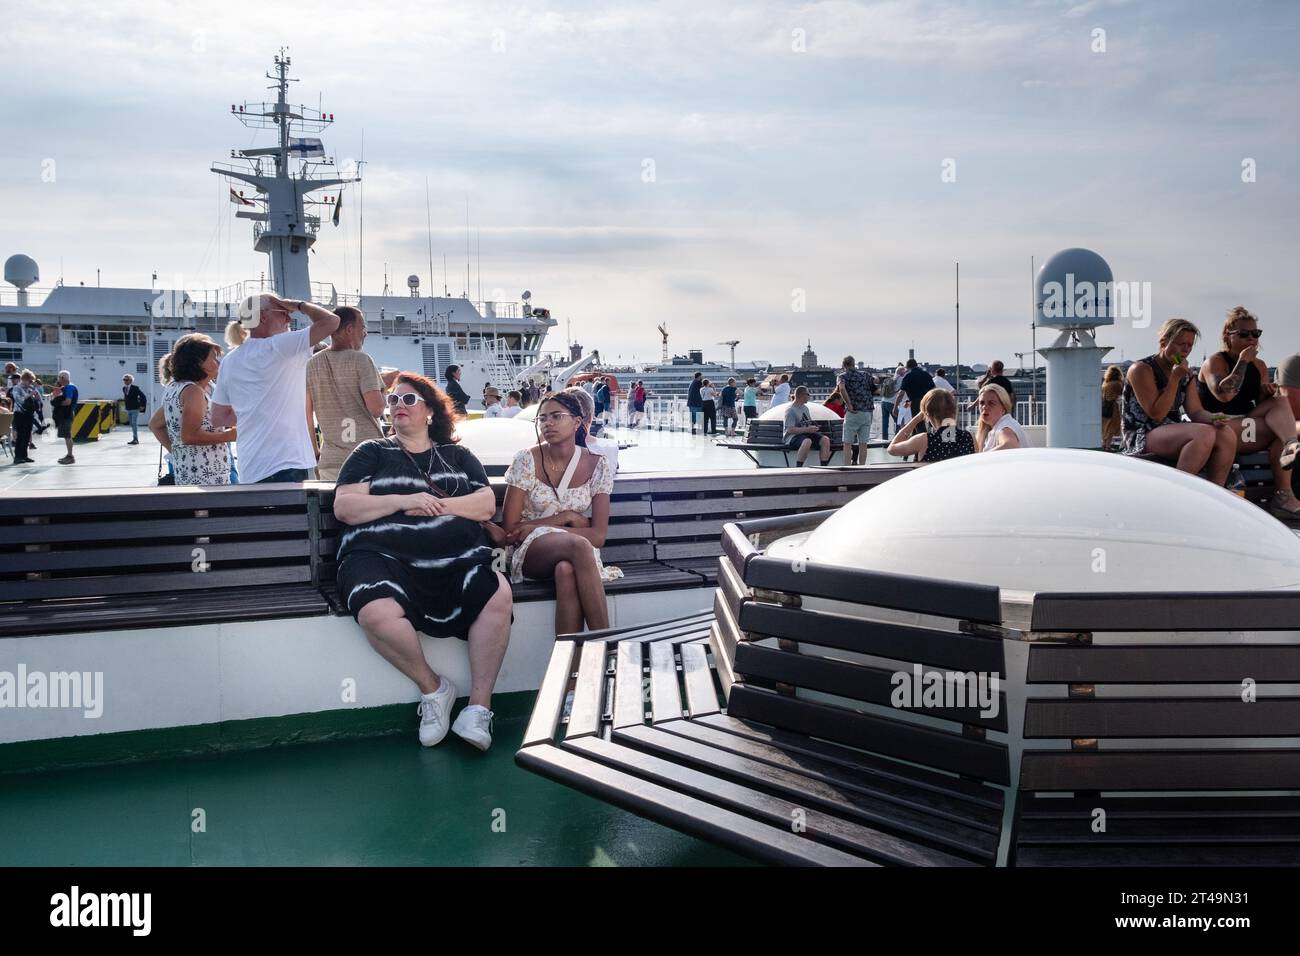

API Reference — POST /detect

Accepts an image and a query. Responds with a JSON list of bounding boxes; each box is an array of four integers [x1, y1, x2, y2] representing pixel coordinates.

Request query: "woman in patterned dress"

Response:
[[492, 387, 618, 636], [333, 373, 512, 750], [1122, 318, 1236, 484], [149, 334, 237, 485]]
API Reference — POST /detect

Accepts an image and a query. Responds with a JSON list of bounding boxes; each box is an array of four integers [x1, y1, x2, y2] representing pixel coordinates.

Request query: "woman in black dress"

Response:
[[333, 372, 512, 750], [886, 388, 975, 462]]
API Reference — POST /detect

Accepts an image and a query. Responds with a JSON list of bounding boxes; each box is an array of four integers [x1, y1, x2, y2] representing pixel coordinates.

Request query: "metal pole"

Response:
[[1030, 255, 1038, 425], [955, 261, 960, 411]]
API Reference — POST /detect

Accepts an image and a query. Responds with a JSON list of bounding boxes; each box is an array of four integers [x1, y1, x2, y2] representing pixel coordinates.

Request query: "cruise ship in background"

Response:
[[0, 53, 560, 406]]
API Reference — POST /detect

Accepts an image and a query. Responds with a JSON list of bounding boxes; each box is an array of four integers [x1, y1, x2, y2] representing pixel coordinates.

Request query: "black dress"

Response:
[[335, 438, 498, 639], [922, 423, 976, 462]]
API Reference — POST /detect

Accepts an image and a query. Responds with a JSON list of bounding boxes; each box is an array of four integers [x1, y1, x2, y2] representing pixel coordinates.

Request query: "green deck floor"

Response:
[[0, 713, 752, 867]]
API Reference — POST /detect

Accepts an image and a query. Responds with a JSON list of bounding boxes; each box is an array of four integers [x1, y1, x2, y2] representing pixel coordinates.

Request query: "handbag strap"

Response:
[[392, 438, 449, 498]]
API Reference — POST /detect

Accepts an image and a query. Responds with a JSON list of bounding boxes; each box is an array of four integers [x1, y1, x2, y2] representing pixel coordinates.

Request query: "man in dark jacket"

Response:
[[122, 373, 148, 444], [686, 372, 703, 434], [444, 365, 471, 415], [898, 359, 935, 423]]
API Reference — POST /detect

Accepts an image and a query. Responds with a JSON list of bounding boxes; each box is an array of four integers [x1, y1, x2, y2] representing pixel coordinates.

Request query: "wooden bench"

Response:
[[1011, 590, 1300, 867], [645, 465, 915, 584], [517, 510, 1013, 866], [0, 485, 328, 638]]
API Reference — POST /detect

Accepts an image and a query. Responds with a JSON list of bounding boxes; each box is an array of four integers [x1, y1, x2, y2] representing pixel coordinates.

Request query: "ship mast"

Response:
[[211, 49, 358, 300]]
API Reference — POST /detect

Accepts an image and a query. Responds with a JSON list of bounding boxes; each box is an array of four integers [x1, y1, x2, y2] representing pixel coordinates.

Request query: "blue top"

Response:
[[743, 385, 758, 406], [59, 383, 79, 408], [720, 385, 737, 407]]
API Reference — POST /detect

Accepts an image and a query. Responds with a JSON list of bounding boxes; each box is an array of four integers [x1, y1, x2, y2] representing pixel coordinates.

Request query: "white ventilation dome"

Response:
[[790, 449, 1300, 592], [759, 401, 839, 422], [4, 254, 39, 289]]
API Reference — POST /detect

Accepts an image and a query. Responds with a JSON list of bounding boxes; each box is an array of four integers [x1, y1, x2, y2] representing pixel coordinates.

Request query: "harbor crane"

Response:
[[657, 323, 669, 363], [719, 339, 740, 374]]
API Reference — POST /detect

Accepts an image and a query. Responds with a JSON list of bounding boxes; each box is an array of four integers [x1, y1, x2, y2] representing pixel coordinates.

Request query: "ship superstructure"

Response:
[[0, 52, 557, 405]]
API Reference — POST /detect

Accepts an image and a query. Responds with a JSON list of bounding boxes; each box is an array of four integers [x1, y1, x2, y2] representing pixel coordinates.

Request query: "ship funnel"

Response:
[[4, 254, 39, 306]]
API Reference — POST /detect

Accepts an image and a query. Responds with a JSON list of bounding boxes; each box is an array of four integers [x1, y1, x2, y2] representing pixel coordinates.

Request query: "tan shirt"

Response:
[[306, 348, 385, 480]]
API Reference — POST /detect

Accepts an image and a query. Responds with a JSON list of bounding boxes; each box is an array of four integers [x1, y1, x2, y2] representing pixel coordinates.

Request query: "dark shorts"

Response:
[[785, 434, 814, 450], [744, 405, 758, 419], [256, 468, 311, 483]]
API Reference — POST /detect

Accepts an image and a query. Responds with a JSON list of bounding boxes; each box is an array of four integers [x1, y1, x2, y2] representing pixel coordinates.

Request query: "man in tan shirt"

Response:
[[306, 306, 397, 480]]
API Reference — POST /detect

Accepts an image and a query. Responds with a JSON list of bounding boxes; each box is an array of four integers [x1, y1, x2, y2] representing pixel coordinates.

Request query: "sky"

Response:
[[2, 0, 1298, 370]]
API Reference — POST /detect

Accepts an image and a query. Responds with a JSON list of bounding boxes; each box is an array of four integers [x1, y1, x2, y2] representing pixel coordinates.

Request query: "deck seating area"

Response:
[[0, 466, 914, 637], [516, 509, 1300, 866]]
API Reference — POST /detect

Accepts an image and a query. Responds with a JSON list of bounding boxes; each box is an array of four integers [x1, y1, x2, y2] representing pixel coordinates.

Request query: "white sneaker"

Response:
[[451, 704, 494, 751], [416, 678, 457, 747]]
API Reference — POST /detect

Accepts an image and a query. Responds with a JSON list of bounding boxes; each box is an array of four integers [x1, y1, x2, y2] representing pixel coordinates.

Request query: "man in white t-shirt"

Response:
[[933, 368, 957, 393], [210, 293, 340, 483], [500, 390, 523, 418], [771, 375, 791, 406]]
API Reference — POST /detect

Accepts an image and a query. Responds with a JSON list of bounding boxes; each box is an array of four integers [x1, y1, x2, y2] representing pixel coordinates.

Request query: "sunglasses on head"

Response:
[[385, 392, 422, 407], [1231, 329, 1263, 339]]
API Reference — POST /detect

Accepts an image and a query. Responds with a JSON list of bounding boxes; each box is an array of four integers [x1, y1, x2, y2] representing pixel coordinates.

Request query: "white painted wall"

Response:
[[0, 588, 713, 745]]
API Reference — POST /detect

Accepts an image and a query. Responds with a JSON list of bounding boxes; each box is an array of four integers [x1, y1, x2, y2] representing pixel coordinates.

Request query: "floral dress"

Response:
[[163, 381, 230, 485], [504, 446, 623, 584]]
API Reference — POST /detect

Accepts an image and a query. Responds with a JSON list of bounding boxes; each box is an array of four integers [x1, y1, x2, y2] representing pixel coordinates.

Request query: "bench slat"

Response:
[[735, 643, 1007, 731], [571, 734, 976, 865], [0, 539, 311, 574], [613, 640, 646, 729], [739, 602, 1005, 675], [1020, 748, 1300, 792], [1031, 591, 1300, 632], [612, 723, 998, 862], [2, 513, 309, 546], [1024, 697, 1300, 738], [663, 717, 1002, 827], [522, 641, 577, 747], [4, 565, 312, 601], [743, 555, 1003, 625], [727, 684, 1011, 785], [566, 640, 609, 739], [649, 640, 682, 724], [515, 741, 870, 866], [1027, 644, 1300, 684], [680, 642, 720, 717]]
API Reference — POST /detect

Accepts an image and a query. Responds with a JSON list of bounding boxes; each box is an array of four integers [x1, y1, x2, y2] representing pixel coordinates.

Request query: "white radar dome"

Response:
[[759, 401, 840, 422], [787, 448, 1300, 593], [1035, 247, 1115, 330], [454, 418, 538, 469], [407, 275, 420, 290], [4, 254, 39, 289]]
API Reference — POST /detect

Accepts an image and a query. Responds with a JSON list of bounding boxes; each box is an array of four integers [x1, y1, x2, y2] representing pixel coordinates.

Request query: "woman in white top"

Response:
[[491, 387, 620, 636], [975, 383, 1028, 452], [148, 334, 237, 485]]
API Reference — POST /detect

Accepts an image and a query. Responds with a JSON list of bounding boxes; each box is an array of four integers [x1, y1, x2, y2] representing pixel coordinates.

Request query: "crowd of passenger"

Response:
[[8, 298, 1300, 747]]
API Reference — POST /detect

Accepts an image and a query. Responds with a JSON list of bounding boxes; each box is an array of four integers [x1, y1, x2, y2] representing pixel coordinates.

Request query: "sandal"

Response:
[[1267, 491, 1300, 520], [1281, 440, 1299, 471]]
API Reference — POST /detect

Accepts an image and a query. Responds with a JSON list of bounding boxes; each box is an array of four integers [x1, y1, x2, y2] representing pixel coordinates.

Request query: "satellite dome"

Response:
[[1035, 247, 1114, 330], [454, 418, 537, 468], [407, 274, 420, 289], [784, 449, 1300, 593], [759, 401, 840, 422], [4, 254, 39, 289]]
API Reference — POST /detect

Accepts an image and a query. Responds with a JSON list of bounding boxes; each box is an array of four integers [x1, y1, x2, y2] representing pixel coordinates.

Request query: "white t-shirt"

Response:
[[484, 403, 503, 418], [982, 413, 1028, 452], [500, 405, 522, 418], [772, 382, 791, 405], [934, 375, 956, 393], [211, 327, 316, 482]]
